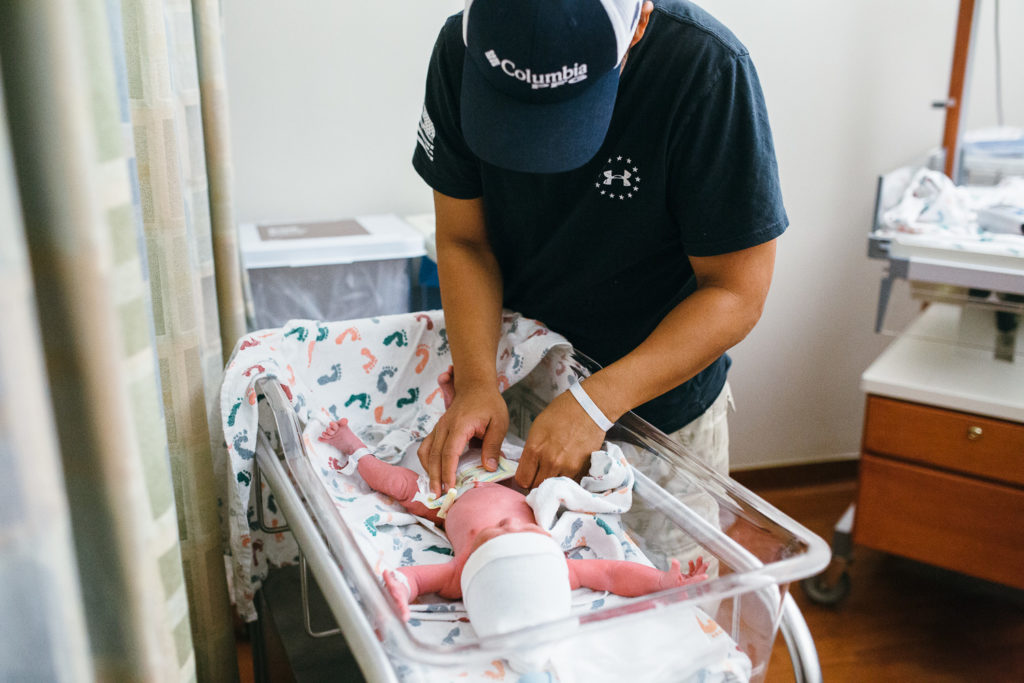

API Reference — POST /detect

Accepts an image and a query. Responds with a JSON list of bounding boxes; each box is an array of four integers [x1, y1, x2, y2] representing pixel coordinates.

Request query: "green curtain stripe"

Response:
[[0, 0, 188, 678], [121, 0, 237, 679], [0, 61, 94, 683], [2, 0, 243, 678], [1, 0, 204, 678]]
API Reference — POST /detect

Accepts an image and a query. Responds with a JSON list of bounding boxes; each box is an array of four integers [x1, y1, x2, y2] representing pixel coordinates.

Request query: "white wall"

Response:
[[223, 1, 1024, 469]]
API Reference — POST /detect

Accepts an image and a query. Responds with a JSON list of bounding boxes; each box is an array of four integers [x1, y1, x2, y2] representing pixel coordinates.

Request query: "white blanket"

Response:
[[879, 168, 1024, 259], [217, 310, 573, 620]]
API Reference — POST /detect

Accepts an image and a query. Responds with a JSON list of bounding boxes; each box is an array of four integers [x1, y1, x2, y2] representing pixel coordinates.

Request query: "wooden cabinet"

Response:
[[855, 396, 1024, 589], [855, 304, 1024, 591], [862, 396, 1024, 486]]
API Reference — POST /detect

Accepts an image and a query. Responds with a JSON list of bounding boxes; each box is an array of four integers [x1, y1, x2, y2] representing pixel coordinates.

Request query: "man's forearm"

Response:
[[437, 241, 504, 387], [582, 239, 777, 421], [433, 192, 504, 390], [591, 288, 758, 418]]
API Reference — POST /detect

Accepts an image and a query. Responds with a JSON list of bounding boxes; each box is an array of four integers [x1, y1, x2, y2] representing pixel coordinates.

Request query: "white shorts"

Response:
[[664, 381, 733, 476], [625, 381, 734, 571]]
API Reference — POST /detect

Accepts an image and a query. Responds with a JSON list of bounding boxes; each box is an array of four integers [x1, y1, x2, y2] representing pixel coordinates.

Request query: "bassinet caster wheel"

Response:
[[801, 565, 851, 605], [801, 503, 854, 605]]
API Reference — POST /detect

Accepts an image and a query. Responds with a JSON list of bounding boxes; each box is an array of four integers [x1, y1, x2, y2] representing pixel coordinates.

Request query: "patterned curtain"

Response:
[[119, 0, 239, 677], [0, 72, 95, 683], [0, 0, 243, 679]]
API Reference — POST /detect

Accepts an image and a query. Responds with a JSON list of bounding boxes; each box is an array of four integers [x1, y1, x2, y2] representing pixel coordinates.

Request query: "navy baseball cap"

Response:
[[461, 0, 643, 174]]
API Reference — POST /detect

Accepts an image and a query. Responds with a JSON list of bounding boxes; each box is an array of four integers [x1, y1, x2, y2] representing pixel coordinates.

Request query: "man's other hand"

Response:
[[515, 389, 606, 489]]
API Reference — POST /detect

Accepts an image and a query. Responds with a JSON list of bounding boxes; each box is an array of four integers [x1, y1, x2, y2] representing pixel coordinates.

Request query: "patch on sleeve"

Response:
[[416, 105, 436, 161]]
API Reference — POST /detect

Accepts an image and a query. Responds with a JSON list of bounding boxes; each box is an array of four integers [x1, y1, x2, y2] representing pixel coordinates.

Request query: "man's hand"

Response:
[[515, 388, 607, 489], [417, 384, 509, 496]]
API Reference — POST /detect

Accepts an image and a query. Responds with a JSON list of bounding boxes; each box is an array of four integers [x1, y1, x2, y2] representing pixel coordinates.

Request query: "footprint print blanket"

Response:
[[217, 309, 751, 682], [218, 310, 573, 620]]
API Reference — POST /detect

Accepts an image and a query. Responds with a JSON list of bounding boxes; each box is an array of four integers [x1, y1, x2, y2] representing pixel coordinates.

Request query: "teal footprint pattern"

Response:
[[383, 330, 408, 347], [317, 363, 342, 385], [424, 545, 453, 556], [345, 393, 371, 410], [227, 399, 242, 427], [377, 366, 397, 393], [233, 430, 255, 461], [284, 326, 308, 342], [396, 388, 418, 408]]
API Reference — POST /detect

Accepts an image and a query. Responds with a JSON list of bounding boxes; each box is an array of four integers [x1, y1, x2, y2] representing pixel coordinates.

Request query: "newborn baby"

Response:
[[318, 378, 707, 638]]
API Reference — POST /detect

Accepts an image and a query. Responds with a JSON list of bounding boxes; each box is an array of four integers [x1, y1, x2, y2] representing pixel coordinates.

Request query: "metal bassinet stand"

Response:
[[249, 375, 827, 683]]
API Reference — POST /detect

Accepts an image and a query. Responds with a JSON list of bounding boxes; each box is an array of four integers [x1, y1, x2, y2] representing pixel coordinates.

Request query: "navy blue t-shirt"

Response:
[[412, 0, 788, 432]]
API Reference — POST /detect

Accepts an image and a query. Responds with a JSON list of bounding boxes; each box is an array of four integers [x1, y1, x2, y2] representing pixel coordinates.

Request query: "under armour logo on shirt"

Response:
[[603, 169, 632, 187], [595, 156, 642, 200]]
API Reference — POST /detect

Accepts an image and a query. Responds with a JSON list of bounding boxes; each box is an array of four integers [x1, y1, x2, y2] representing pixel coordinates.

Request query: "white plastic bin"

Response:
[[239, 214, 426, 329]]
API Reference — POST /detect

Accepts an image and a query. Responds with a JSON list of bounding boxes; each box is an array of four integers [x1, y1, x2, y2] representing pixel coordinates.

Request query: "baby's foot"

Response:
[[383, 569, 412, 622], [684, 556, 710, 581], [318, 418, 367, 456], [661, 556, 710, 589]]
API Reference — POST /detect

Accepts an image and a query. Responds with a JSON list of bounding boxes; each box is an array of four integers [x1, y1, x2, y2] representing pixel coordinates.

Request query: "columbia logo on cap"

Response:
[[460, 0, 644, 173], [484, 49, 588, 90]]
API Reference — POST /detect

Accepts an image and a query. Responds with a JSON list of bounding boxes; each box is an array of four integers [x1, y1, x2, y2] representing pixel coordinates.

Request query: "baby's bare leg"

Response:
[[319, 420, 441, 523], [357, 457, 442, 524]]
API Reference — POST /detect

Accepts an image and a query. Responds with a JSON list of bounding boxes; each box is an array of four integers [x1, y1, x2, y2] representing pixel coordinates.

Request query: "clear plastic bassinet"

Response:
[[225, 312, 829, 682]]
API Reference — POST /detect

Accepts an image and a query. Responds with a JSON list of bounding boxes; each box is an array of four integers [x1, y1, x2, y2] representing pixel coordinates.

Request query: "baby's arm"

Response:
[[383, 562, 460, 622], [566, 557, 709, 597]]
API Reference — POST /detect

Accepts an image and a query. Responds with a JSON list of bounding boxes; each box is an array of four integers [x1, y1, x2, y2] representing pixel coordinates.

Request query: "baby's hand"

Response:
[[382, 570, 412, 622], [659, 556, 710, 589]]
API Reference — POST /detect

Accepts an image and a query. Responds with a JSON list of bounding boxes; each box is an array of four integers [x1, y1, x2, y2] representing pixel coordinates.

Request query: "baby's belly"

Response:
[[450, 483, 535, 524]]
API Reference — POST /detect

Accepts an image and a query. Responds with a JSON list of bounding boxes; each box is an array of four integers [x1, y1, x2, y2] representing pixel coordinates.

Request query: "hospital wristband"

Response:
[[568, 381, 615, 432], [340, 447, 372, 475]]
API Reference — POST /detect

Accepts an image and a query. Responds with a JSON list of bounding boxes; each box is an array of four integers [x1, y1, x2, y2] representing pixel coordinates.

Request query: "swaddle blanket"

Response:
[[879, 168, 1024, 258], [527, 446, 645, 563], [218, 310, 572, 620]]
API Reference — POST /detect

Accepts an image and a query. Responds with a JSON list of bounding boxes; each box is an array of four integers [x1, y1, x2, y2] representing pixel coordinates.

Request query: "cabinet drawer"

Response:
[[863, 395, 1024, 486], [854, 454, 1024, 590]]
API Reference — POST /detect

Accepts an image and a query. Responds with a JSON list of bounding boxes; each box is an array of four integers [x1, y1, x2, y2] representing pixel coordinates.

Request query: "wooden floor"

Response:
[[755, 478, 1024, 682], [236, 475, 1024, 682]]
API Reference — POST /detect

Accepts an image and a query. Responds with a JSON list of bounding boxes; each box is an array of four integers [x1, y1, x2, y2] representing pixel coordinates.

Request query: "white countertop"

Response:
[[861, 303, 1024, 422]]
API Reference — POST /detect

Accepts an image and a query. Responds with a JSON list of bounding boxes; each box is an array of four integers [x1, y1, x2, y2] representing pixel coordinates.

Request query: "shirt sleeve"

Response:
[[667, 52, 788, 256], [412, 16, 483, 200]]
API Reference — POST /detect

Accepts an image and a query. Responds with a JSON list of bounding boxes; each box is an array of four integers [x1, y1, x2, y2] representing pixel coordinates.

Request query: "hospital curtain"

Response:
[[0, 75, 94, 683], [120, 0, 240, 678], [0, 0, 244, 680]]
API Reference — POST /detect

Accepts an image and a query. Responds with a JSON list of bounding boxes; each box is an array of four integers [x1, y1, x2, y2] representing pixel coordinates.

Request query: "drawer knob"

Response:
[[966, 426, 983, 441]]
